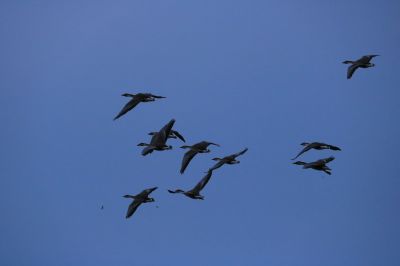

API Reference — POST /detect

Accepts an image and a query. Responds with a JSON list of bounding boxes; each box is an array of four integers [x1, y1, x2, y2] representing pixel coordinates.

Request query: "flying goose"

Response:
[[180, 141, 220, 174], [292, 142, 341, 160], [208, 148, 248, 172], [168, 170, 213, 200], [138, 119, 175, 156], [293, 156, 335, 175], [343, 55, 379, 79], [123, 187, 158, 218], [114, 93, 165, 120]]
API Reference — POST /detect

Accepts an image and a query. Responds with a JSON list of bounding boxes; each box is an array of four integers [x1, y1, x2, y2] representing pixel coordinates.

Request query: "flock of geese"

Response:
[[112, 54, 379, 219]]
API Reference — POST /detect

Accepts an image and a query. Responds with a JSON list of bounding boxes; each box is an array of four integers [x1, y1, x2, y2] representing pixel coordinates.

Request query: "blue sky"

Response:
[[1, 0, 400, 265]]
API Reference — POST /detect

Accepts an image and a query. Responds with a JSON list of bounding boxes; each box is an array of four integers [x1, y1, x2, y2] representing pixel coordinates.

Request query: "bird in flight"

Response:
[[291, 142, 341, 160], [168, 170, 213, 200], [114, 93, 165, 120], [208, 148, 248, 172], [343, 55, 379, 79], [123, 187, 158, 219], [293, 156, 335, 175]]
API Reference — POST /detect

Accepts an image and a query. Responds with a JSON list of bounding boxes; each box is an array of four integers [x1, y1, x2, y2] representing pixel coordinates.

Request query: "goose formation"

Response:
[[112, 54, 378, 218]]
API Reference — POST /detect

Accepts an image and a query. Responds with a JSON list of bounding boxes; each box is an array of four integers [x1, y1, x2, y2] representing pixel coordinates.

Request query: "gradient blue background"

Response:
[[1, 1, 400, 265]]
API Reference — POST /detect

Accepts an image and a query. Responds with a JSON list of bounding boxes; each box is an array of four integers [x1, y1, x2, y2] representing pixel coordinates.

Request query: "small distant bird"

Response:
[[138, 119, 175, 156], [291, 142, 341, 160], [114, 93, 165, 120], [343, 55, 379, 79], [148, 130, 186, 142], [180, 141, 220, 174], [123, 187, 158, 219], [293, 156, 335, 175], [168, 170, 213, 200], [208, 148, 248, 172], [100, 205, 104, 210]]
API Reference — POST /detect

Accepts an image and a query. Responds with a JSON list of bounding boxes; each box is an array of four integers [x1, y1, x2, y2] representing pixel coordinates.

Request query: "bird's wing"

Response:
[[180, 150, 198, 174], [292, 146, 312, 160], [209, 160, 225, 171], [312, 156, 335, 166], [197, 141, 220, 149], [347, 64, 359, 79], [172, 130, 186, 142], [322, 156, 335, 164], [233, 148, 248, 158], [126, 200, 142, 218], [141, 146, 154, 156], [327, 144, 341, 151], [192, 171, 213, 193], [137, 187, 157, 197], [149, 94, 166, 99], [158, 119, 176, 143], [358, 55, 377, 64], [149, 132, 163, 146], [114, 98, 141, 120]]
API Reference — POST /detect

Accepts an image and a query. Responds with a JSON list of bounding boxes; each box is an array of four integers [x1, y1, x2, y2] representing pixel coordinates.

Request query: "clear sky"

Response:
[[1, 0, 400, 265]]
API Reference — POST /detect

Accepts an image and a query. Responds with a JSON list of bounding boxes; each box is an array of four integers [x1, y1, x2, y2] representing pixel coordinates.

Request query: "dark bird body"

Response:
[[343, 55, 379, 79], [138, 119, 175, 156], [292, 142, 341, 160], [168, 171, 213, 200], [180, 141, 220, 174], [293, 157, 335, 175], [208, 148, 248, 172], [123, 187, 157, 218], [114, 93, 165, 120]]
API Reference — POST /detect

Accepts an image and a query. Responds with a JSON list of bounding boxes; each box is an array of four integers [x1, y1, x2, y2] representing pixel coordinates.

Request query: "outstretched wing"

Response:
[[172, 130, 186, 142], [233, 148, 248, 158], [191, 171, 213, 193], [209, 160, 225, 172], [327, 144, 341, 151], [141, 146, 154, 156], [180, 150, 198, 174], [158, 119, 176, 144], [149, 94, 166, 99], [126, 200, 142, 218], [321, 156, 335, 164], [136, 187, 158, 198], [347, 64, 359, 79], [114, 98, 141, 120], [291, 145, 312, 160]]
